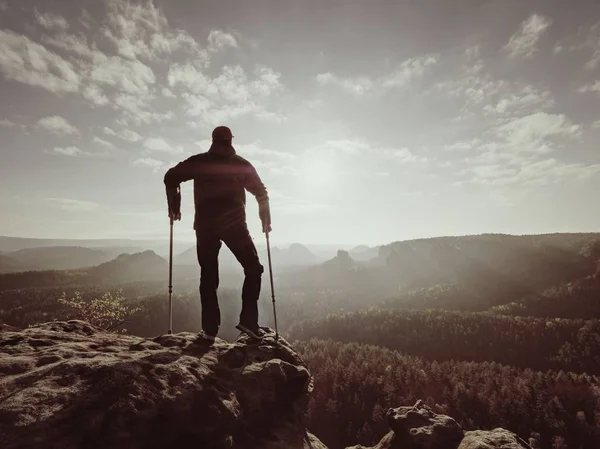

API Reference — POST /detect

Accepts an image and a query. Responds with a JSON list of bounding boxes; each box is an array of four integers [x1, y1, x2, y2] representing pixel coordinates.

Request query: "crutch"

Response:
[[168, 214, 174, 334], [265, 230, 279, 340]]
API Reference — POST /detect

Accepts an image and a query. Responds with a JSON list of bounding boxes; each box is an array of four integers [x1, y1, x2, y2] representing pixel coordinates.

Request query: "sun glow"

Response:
[[300, 155, 338, 193]]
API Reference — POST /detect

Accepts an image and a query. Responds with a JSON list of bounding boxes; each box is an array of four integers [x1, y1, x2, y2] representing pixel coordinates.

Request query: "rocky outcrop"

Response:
[[346, 400, 528, 449], [458, 428, 531, 449], [0, 321, 327, 449]]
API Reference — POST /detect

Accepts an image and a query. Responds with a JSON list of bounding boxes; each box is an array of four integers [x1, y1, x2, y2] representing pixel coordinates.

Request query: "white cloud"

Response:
[[45, 197, 98, 211], [228, 142, 296, 161], [0, 118, 16, 127], [482, 85, 554, 116], [103, 0, 203, 62], [35, 10, 69, 32], [169, 64, 284, 123], [381, 54, 438, 88], [93, 137, 115, 149], [495, 112, 581, 154], [134, 157, 164, 172], [52, 146, 86, 157], [207, 30, 238, 51], [592, 120, 600, 129], [82, 84, 109, 106], [0, 30, 80, 93], [162, 87, 176, 98], [316, 53, 438, 95], [554, 21, 600, 69], [505, 14, 551, 58], [465, 158, 600, 187], [578, 82, 600, 94], [38, 116, 79, 135], [42, 33, 96, 59], [316, 73, 374, 96], [103, 127, 117, 136], [143, 137, 180, 153], [118, 129, 143, 142], [91, 56, 155, 95]]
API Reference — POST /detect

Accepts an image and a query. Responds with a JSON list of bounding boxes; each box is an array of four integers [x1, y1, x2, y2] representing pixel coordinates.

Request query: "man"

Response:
[[163, 126, 271, 341]]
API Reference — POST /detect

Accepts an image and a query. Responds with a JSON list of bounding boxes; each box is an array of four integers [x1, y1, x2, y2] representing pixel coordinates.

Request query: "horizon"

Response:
[[1, 0, 600, 244]]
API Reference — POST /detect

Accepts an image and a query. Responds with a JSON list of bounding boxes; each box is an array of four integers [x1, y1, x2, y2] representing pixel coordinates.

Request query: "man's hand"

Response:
[[262, 222, 272, 233], [169, 212, 182, 221]]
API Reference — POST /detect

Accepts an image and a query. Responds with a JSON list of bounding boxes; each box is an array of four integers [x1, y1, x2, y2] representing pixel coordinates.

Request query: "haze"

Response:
[[1, 0, 600, 246]]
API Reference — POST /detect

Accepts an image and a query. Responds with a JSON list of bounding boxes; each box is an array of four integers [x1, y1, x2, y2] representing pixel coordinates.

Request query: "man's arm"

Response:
[[244, 163, 271, 232], [163, 157, 196, 220]]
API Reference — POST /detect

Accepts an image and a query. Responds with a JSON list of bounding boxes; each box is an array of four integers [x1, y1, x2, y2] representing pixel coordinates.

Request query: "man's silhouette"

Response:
[[163, 126, 271, 341]]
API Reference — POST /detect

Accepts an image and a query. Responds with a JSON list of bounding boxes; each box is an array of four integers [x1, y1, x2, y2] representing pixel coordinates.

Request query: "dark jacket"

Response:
[[163, 142, 270, 230]]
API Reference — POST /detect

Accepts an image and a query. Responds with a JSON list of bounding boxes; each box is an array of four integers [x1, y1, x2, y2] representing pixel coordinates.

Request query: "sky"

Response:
[[0, 0, 600, 246]]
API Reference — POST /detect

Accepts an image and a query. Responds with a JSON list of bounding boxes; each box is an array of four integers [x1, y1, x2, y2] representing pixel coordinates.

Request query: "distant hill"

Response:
[[349, 245, 379, 261], [6, 246, 115, 271], [87, 251, 168, 283], [0, 254, 23, 274], [0, 236, 192, 256], [0, 251, 168, 289], [281, 233, 600, 305], [176, 242, 320, 271]]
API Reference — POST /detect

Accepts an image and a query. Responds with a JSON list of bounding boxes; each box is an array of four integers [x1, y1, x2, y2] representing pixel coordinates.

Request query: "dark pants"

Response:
[[195, 221, 263, 336]]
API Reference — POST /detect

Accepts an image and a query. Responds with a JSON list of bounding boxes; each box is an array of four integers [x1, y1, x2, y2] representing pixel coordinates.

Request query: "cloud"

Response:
[[434, 67, 555, 120], [553, 21, 600, 70], [143, 137, 180, 153], [103, 0, 203, 61], [316, 54, 438, 95], [93, 136, 115, 149], [381, 54, 438, 88], [90, 56, 155, 95], [578, 81, 600, 94], [464, 158, 600, 187], [38, 116, 80, 135], [42, 33, 96, 59], [35, 10, 69, 32], [269, 192, 330, 215], [105, 127, 143, 142], [494, 112, 581, 154], [133, 157, 164, 172], [82, 84, 109, 106], [0, 30, 80, 93], [207, 30, 238, 51], [0, 118, 16, 127], [51, 146, 87, 156], [45, 197, 99, 211], [169, 63, 284, 124], [316, 73, 374, 96], [504, 14, 551, 58]]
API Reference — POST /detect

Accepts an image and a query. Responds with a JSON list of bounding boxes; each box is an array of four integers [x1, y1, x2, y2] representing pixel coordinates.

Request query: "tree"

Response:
[[57, 290, 142, 332]]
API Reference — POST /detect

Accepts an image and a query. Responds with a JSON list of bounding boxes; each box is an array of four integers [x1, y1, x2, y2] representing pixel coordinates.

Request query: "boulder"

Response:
[[346, 399, 463, 449], [458, 428, 530, 448], [0, 320, 327, 449]]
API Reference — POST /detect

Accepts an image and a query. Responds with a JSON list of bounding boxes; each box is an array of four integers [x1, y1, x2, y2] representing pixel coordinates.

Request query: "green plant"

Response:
[[57, 289, 143, 333]]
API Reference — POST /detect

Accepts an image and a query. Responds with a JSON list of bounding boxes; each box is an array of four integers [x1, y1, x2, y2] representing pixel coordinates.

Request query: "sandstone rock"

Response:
[[458, 428, 529, 449], [0, 320, 327, 449], [345, 399, 463, 449]]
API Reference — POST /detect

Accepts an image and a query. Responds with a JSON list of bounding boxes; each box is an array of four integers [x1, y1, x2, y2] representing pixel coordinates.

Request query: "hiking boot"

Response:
[[235, 323, 264, 340], [197, 330, 217, 342]]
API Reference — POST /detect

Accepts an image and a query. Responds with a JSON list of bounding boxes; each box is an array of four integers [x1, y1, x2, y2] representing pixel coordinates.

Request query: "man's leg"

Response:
[[196, 226, 222, 336], [222, 222, 263, 331]]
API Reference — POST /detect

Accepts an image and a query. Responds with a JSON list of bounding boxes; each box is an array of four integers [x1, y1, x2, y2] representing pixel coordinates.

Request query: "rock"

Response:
[[458, 428, 530, 448], [0, 320, 328, 449], [345, 400, 464, 449]]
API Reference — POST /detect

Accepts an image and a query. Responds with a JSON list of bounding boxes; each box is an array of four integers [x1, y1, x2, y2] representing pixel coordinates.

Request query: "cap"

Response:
[[212, 126, 233, 141]]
